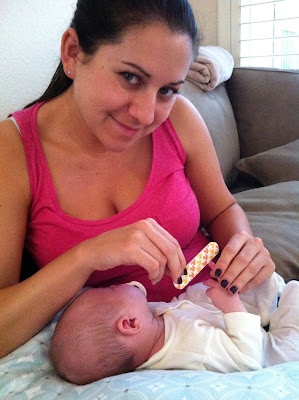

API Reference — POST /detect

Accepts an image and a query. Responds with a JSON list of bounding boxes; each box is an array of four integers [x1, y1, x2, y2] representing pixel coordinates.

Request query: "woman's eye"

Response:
[[121, 72, 139, 85], [159, 87, 178, 98]]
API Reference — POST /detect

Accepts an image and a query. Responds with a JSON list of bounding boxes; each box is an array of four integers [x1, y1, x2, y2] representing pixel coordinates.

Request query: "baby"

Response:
[[50, 275, 299, 385]]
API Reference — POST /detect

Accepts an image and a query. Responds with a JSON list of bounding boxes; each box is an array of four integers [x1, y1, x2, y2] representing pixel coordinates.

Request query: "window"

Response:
[[219, 0, 299, 69]]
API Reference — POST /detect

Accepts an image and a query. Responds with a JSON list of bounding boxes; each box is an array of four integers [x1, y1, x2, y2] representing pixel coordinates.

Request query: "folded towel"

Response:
[[186, 46, 234, 92]]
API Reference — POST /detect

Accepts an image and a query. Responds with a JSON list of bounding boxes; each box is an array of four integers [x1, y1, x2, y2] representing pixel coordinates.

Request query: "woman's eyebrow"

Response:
[[121, 61, 185, 85], [121, 61, 151, 78]]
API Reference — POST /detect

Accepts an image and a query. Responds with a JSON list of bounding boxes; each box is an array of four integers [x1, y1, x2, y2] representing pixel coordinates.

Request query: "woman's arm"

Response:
[[170, 95, 275, 294], [0, 121, 94, 357], [0, 121, 186, 358]]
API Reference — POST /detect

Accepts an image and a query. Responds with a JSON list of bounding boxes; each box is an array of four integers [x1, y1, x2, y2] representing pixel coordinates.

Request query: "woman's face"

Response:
[[71, 22, 193, 152]]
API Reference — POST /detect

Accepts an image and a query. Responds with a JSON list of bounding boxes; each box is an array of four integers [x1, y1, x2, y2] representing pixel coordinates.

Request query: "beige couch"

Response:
[[181, 67, 299, 282]]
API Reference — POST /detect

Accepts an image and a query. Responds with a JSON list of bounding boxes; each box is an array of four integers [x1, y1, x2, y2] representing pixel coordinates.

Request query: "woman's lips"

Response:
[[112, 116, 142, 137]]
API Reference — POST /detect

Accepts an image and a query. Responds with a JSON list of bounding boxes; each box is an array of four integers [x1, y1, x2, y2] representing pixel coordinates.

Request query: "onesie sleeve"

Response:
[[224, 312, 263, 364], [207, 312, 263, 372]]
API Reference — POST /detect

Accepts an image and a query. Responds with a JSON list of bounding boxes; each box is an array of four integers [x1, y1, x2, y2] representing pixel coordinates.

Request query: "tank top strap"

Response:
[[154, 117, 186, 167], [150, 117, 186, 191], [10, 102, 46, 205]]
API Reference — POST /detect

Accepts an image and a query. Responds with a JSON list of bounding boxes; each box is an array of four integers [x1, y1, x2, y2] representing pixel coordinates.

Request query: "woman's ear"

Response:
[[117, 317, 142, 336], [60, 28, 82, 79]]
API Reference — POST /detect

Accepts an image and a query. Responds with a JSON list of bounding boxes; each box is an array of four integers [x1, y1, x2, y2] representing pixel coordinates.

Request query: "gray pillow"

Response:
[[234, 181, 299, 282], [181, 82, 240, 188], [235, 140, 299, 186]]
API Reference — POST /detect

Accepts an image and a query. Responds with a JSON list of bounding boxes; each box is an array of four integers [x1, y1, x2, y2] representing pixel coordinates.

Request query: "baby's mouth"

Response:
[[126, 281, 147, 297]]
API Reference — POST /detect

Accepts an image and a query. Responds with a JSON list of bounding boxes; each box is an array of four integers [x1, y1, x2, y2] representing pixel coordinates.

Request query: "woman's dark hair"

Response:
[[26, 0, 199, 108]]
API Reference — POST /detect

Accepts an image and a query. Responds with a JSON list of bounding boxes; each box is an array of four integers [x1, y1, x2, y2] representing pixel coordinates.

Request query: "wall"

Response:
[[188, 0, 219, 46], [0, 0, 219, 121], [0, 0, 77, 121]]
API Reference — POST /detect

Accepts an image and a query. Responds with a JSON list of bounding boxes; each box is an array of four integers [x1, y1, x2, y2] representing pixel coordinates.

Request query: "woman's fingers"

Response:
[[227, 248, 273, 292], [141, 218, 186, 283], [135, 247, 166, 284], [216, 234, 263, 281], [88, 218, 186, 285], [211, 231, 275, 294], [239, 261, 275, 293], [214, 231, 253, 275]]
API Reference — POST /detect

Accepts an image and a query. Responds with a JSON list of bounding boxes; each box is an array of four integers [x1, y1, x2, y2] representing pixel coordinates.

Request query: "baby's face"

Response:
[[94, 282, 149, 312], [110, 282, 147, 301]]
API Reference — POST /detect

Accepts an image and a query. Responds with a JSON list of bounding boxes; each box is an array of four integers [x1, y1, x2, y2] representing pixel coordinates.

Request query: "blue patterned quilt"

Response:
[[1, 315, 299, 399]]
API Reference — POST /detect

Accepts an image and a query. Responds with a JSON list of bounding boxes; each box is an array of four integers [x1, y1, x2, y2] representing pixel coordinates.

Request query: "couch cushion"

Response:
[[226, 68, 299, 158], [234, 181, 299, 282], [235, 139, 299, 186], [181, 81, 240, 187]]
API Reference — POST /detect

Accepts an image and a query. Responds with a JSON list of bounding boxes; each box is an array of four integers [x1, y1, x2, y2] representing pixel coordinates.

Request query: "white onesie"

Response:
[[138, 273, 299, 372]]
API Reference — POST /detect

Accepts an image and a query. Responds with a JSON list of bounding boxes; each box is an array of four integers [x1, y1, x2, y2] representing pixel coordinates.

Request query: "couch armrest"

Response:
[[226, 67, 299, 158]]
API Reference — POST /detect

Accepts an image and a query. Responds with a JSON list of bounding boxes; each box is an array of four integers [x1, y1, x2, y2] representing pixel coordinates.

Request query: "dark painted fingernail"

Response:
[[183, 268, 188, 275], [221, 279, 229, 288], [155, 281, 160, 286], [215, 269, 222, 277], [177, 277, 182, 284], [230, 286, 238, 294]]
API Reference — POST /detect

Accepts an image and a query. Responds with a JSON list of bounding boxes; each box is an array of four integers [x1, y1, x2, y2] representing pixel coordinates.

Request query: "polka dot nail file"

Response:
[[174, 242, 219, 290]]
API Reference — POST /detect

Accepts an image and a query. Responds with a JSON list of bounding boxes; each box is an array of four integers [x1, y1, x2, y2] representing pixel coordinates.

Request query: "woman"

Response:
[[0, 0, 274, 358]]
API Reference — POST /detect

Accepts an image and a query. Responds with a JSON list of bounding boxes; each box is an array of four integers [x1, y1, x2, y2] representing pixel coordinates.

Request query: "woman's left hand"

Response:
[[211, 231, 275, 295]]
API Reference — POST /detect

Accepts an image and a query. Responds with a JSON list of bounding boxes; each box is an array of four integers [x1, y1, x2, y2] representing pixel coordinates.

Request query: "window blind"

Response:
[[239, 0, 299, 69]]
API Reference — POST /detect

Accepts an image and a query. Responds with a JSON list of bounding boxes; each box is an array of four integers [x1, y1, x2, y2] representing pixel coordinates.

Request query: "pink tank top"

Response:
[[12, 102, 211, 301]]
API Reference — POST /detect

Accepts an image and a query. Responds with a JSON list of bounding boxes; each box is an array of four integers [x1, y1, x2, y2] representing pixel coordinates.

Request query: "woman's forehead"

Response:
[[119, 22, 192, 60], [92, 23, 193, 81]]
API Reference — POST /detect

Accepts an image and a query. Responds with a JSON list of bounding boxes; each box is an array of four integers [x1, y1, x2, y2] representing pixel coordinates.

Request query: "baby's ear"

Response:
[[117, 317, 142, 336]]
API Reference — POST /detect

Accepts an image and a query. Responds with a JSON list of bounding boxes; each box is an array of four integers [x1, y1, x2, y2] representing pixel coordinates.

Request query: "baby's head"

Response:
[[50, 282, 153, 384]]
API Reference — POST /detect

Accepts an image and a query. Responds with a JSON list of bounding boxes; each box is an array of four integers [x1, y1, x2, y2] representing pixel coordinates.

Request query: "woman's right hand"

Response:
[[80, 218, 186, 285]]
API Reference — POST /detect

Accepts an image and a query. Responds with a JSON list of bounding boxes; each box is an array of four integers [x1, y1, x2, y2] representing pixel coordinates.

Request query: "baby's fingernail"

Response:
[[230, 286, 238, 294], [221, 279, 229, 288], [215, 268, 222, 277], [177, 277, 182, 285]]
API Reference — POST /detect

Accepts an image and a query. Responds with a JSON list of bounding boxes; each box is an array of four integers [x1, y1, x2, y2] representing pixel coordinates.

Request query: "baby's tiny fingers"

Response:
[[203, 278, 219, 288]]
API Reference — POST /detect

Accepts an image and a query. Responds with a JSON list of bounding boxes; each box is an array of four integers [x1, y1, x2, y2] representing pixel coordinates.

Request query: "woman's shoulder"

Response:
[[169, 94, 208, 154], [0, 118, 22, 148], [0, 118, 30, 199]]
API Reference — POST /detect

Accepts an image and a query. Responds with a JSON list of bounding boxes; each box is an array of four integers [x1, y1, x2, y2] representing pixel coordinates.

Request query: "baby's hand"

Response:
[[203, 279, 247, 313]]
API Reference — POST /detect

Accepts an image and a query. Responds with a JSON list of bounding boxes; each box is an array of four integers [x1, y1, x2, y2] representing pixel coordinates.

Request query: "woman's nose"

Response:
[[128, 91, 156, 126]]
